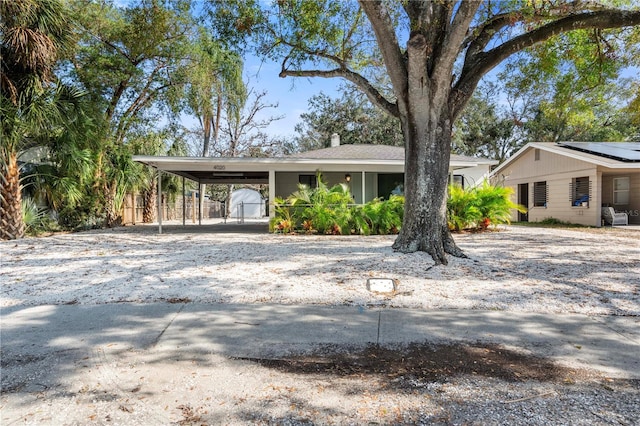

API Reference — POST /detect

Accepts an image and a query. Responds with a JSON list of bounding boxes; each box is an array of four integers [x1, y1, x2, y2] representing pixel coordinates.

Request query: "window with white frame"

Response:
[[533, 181, 547, 207], [613, 177, 630, 205]]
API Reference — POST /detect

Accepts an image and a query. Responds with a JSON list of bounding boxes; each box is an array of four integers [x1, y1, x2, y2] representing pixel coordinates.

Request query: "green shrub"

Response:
[[272, 177, 524, 235], [361, 195, 404, 234], [539, 217, 567, 225], [447, 184, 482, 231], [22, 197, 59, 235], [447, 183, 526, 232], [271, 174, 402, 235]]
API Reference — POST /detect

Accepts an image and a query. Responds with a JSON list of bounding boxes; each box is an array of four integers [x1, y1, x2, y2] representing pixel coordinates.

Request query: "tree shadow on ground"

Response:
[[234, 341, 596, 388]]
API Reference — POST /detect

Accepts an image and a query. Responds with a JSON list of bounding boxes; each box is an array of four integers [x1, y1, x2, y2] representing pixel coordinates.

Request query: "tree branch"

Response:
[[432, 1, 480, 100], [452, 8, 640, 120], [358, 0, 407, 113], [279, 64, 399, 117]]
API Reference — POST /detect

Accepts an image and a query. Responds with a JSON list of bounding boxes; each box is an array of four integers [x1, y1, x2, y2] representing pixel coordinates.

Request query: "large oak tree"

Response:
[[214, 0, 640, 264]]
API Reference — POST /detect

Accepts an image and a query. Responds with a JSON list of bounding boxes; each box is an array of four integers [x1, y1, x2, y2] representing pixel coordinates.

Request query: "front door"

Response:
[[518, 183, 529, 222]]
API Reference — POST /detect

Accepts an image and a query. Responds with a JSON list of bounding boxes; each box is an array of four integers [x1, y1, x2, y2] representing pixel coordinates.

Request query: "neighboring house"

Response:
[[491, 142, 640, 226], [133, 137, 497, 224]]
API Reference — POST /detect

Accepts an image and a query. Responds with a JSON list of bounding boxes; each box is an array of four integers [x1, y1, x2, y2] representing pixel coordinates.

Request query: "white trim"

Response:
[[613, 176, 630, 205], [133, 155, 493, 173]]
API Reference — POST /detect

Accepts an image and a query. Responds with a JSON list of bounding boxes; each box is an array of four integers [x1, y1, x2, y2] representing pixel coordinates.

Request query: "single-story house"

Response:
[[133, 137, 497, 227], [491, 142, 640, 226]]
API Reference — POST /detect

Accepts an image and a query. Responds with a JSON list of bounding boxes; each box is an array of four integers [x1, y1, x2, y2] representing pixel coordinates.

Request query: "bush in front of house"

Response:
[[270, 178, 403, 235], [271, 178, 524, 235], [270, 177, 355, 235], [447, 182, 526, 232]]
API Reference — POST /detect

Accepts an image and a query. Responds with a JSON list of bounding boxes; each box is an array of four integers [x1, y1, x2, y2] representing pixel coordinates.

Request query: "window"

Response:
[[377, 173, 404, 199], [571, 176, 590, 206], [452, 174, 464, 188], [533, 181, 547, 207], [299, 174, 317, 188], [613, 177, 630, 205]]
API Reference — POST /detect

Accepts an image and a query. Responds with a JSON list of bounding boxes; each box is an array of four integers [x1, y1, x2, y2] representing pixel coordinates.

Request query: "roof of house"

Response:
[[133, 144, 496, 185], [492, 142, 640, 176], [288, 144, 404, 160], [558, 142, 640, 162], [288, 143, 496, 164]]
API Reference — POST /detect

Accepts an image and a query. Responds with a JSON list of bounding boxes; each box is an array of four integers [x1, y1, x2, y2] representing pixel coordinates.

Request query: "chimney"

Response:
[[330, 133, 340, 147]]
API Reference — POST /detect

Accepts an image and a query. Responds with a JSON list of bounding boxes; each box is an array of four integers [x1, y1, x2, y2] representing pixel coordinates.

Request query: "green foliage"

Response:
[[271, 173, 402, 235], [361, 195, 404, 235], [447, 185, 482, 232], [514, 217, 588, 228], [22, 197, 53, 235], [452, 83, 518, 163], [273, 178, 526, 235], [447, 183, 527, 232], [539, 217, 571, 225], [293, 89, 403, 152]]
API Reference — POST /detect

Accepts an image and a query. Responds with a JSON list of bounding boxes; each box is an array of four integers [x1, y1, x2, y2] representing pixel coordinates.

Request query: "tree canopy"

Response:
[[210, 0, 640, 264], [292, 88, 403, 152]]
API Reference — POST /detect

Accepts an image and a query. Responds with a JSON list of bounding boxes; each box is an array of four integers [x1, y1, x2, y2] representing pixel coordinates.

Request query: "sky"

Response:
[[242, 56, 344, 140], [220, 55, 639, 142]]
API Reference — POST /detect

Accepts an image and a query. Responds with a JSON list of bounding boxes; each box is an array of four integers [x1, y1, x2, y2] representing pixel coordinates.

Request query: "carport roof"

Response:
[[133, 144, 496, 184]]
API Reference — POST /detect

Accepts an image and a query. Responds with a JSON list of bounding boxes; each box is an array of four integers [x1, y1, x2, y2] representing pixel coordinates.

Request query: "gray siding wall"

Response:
[[275, 171, 363, 203]]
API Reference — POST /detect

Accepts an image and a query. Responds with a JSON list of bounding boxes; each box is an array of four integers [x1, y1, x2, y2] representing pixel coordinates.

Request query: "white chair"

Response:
[[602, 207, 628, 226]]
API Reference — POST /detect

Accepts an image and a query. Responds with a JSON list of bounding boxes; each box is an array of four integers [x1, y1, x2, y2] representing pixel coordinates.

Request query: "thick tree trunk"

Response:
[[392, 113, 465, 265], [391, 33, 465, 265], [0, 151, 25, 240]]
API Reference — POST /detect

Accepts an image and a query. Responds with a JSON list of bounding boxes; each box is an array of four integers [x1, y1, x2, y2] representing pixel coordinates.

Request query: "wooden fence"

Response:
[[121, 193, 226, 225]]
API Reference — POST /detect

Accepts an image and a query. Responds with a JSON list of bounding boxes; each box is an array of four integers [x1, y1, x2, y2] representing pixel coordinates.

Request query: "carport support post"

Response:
[[198, 180, 202, 226], [157, 169, 163, 234], [269, 170, 276, 221], [182, 177, 186, 226]]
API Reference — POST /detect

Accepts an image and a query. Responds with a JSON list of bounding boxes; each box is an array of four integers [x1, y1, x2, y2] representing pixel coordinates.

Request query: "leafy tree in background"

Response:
[[1, 0, 76, 240], [452, 84, 517, 163], [210, 0, 640, 264], [498, 26, 640, 144], [293, 88, 403, 152], [67, 0, 196, 226], [177, 27, 246, 216], [454, 36, 639, 162]]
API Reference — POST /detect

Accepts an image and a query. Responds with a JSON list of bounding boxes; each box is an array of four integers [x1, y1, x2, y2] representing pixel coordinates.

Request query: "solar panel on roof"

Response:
[[557, 142, 640, 162]]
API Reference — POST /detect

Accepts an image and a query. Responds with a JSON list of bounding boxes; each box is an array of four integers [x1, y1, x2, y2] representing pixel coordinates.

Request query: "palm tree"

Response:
[[184, 30, 245, 217], [1, 0, 73, 240]]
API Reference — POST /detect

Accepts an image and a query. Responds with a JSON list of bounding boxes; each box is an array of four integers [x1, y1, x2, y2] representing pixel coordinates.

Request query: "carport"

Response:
[[133, 154, 413, 234], [134, 146, 496, 234], [133, 156, 273, 233]]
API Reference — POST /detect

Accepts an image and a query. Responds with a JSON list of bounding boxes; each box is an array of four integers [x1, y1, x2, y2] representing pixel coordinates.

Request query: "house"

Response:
[[133, 136, 497, 227], [491, 142, 640, 226]]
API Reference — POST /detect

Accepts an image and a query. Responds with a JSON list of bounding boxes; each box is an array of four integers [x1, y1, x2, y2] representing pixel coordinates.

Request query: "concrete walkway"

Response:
[[2, 303, 640, 425], [2, 303, 639, 379]]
